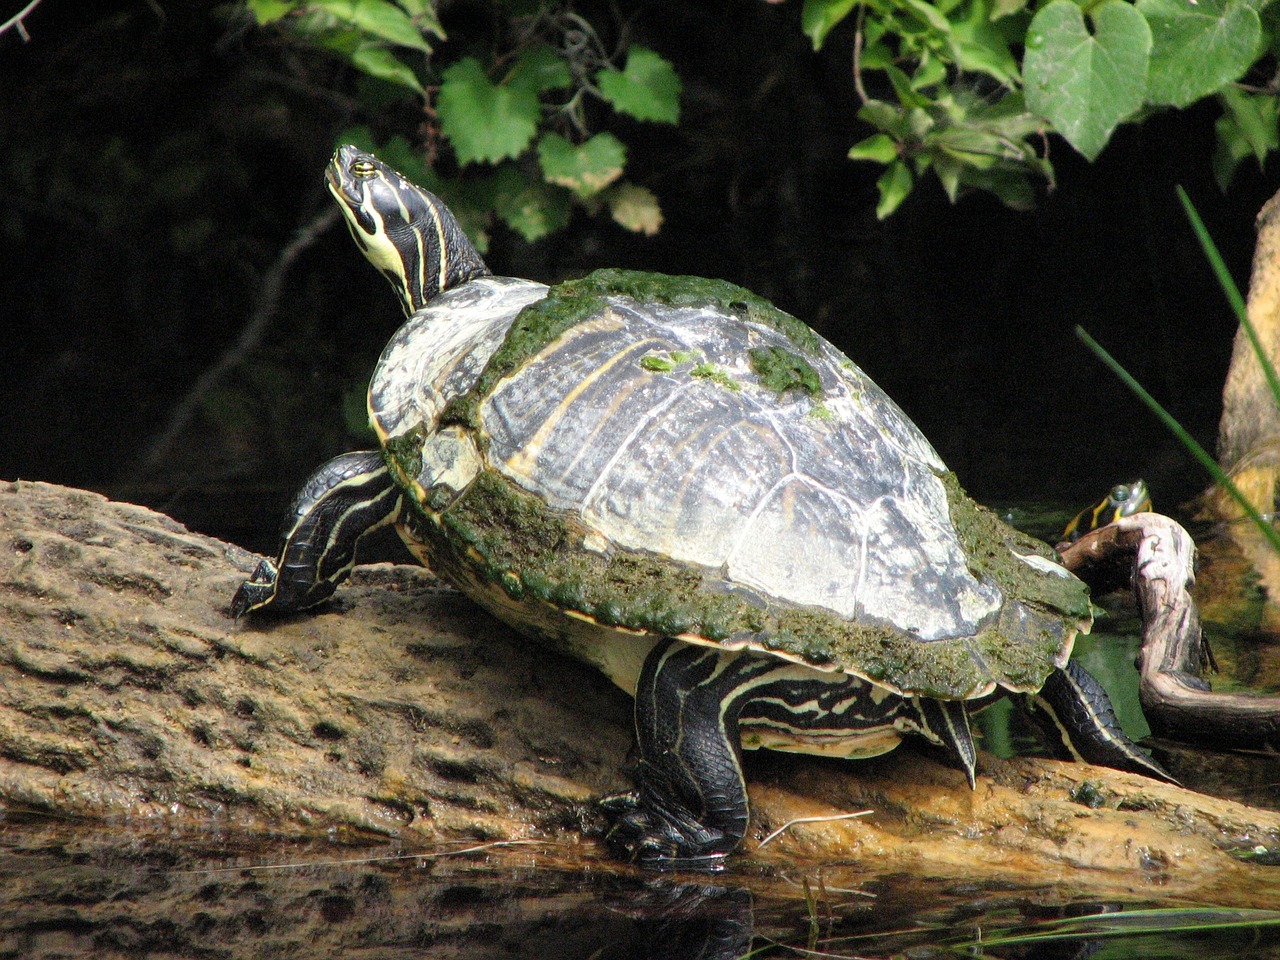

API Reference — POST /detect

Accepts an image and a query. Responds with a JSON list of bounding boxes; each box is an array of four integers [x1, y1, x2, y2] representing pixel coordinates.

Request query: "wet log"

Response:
[[2, 479, 1280, 906]]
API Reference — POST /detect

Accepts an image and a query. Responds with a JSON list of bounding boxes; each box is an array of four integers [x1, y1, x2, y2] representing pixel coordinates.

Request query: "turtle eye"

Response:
[[351, 159, 377, 178], [1110, 484, 1130, 502]]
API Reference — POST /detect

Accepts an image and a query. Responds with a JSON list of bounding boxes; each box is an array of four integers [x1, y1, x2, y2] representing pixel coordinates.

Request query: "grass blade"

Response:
[[1076, 326, 1280, 555]]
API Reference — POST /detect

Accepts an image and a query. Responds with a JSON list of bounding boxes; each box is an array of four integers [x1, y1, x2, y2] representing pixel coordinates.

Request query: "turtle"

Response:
[[232, 145, 1174, 869], [1062, 479, 1153, 543]]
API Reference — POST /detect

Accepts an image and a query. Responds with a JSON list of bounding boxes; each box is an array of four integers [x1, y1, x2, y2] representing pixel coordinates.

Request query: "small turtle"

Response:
[[1063, 479, 1153, 543], [232, 146, 1172, 869]]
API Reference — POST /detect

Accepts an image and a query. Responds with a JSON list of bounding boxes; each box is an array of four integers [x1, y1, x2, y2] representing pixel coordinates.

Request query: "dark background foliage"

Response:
[[2, 0, 1274, 551]]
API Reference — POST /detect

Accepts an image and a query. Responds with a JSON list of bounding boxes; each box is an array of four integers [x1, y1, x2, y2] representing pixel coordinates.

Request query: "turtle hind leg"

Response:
[[1026, 661, 1177, 784], [603, 639, 788, 870], [231, 451, 402, 617]]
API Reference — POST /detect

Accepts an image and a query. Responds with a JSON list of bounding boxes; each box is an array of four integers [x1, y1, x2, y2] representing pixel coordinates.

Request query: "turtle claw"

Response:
[[599, 790, 733, 872], [230, 560, 279, 618]]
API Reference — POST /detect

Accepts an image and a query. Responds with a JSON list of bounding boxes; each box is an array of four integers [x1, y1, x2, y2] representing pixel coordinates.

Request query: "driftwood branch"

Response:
[[1061, 513, 1280, 748], [2, 480, 1280, 904]]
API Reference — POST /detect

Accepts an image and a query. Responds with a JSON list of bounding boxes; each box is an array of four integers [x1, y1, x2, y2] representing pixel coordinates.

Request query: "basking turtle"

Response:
[[233, 146, 1173, 868], [1062, 479, 1153, 543]]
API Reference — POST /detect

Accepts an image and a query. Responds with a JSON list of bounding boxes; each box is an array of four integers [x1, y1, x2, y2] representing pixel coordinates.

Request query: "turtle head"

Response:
[[326, 145, 491, 316]]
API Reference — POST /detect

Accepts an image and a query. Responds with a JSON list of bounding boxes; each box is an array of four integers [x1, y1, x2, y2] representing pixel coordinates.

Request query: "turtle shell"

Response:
[[370, 269, 1091, 701]]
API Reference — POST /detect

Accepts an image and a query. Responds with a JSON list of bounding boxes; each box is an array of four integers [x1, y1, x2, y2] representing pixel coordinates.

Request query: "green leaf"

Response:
[[951, 0, 1021, 86], [437, 57, 541, 165], [1024, 0, 1152, 161], [607, 183, 664, 235], [537, 132, 627, 198], [311, 0, 432, 52], [492, 168, 571, 242], [1136, 0, 1260, 107], [1214, 87, 1280, 188], [350, 45, 424, 94], [849, 132, 900, 163], [802, 0, 858, 49], [509, 44, 573, 93], [596, 47, 682, 123], [248, 0, 296, 24], [875, 160, 913, 219]]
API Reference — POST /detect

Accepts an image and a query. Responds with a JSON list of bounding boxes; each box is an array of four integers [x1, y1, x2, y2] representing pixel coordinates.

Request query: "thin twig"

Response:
[[0, 0, 46, 40], [128, 203, 340, 482], [757, 810, 874, 848]]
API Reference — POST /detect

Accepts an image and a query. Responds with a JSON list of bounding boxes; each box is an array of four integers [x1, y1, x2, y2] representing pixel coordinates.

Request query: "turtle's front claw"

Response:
[[230, 560, 279, 618], [599, 791, 732, 872]]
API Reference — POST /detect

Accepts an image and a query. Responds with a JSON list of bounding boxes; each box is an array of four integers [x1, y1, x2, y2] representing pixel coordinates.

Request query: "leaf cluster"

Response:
[[246, 0, 678, 245], [811, 0, 1280, 216]]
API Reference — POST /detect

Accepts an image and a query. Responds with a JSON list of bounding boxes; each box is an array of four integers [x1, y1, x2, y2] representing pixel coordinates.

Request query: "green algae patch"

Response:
[[749, 345, 823, 398], [409, 467, 1073, 699], [690, 362, 742, 391], [939, 469, 1092, 691]]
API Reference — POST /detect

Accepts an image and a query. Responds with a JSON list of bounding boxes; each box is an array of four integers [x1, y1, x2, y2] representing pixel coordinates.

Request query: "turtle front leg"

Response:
[[231, 451, 403, 617], [1025, 660, 1177, 784], [602, 639, 781, 870]]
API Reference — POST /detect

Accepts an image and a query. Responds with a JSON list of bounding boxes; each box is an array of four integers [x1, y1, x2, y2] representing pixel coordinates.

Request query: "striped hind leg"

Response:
[[601, 639, 913, 869]]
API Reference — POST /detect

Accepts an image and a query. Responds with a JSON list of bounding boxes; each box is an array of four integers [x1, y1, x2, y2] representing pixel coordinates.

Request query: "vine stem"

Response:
[[0, 0, 46, 40]]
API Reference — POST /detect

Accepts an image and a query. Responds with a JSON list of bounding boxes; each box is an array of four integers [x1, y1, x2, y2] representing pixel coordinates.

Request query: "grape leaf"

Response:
[[1024, 0, 1151, 161], [508, 44, 573, 93], [597, 47, 681, 124], [537, 132, 626, 198], [437, 57, 540, 165], [607, 183, 663, 235], [492, 167, 571, 242], [1136, 0, 1260, 107]]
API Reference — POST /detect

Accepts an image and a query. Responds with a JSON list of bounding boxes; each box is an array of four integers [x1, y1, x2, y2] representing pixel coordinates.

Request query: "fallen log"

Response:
[[2, 479, 1280, 906]]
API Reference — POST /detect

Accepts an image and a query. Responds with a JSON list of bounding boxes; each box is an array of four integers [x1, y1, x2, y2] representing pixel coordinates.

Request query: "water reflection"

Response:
[[2, 815, 1279, 959]]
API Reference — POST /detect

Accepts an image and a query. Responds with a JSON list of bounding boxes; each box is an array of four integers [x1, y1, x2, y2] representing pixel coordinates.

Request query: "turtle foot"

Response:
[[599, 790, 736, 871], [230, 560, 280, 618]]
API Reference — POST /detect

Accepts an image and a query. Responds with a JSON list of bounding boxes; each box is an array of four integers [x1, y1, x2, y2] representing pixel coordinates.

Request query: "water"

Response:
[[2, 813, 1278, 959]]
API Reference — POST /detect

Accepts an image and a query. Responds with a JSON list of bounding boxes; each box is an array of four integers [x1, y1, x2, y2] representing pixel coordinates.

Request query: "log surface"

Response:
[[2, 479, 1280, 906]]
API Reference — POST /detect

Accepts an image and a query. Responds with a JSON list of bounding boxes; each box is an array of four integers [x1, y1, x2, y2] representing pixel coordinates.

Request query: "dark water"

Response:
[[2, 813, 1278, 959]]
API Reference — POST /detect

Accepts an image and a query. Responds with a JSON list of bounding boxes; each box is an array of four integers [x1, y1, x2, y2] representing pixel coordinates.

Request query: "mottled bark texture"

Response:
[[1, 480, 1279, 905]]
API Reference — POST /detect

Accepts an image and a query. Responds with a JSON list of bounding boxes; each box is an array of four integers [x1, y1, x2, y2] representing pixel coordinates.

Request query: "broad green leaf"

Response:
[[849, 133, 900, 162], [350, 45, 424, 94], [802, 0, 858, 49], [607, 183, 664, 235], [875, 160, 913, 219], [492, 168, 571, 242], [537, 132, 626, 198], [1136, 0, 1260, 107], [596, 47, 682, 123], [509, 44, 573, 93], [437, 57, 541, 165], [248, 0, 296, 24], [1024, 0, 1152, 161], [311, 0, 432, 51]]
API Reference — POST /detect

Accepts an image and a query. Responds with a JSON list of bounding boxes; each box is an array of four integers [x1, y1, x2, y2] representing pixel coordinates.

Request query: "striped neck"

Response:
[[325, 145, 490, 315]]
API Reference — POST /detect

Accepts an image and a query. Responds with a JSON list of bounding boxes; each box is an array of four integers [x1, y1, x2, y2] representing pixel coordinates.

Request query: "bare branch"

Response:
[[0, 0, 46, 41]]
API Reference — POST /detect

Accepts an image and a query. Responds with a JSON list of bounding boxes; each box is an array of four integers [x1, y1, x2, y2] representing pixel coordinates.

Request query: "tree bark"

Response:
[[2, 479, 1280, 906]]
